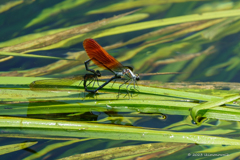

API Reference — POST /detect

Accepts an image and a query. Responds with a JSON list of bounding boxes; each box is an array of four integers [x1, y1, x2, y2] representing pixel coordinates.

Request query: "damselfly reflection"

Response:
[[30, 73, 179, 91], [29, 75, 113, 91]]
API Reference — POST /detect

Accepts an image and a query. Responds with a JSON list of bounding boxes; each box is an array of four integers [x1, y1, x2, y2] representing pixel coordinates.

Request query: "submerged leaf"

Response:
[[0, 51, 77, 60], [0, 9, 139, 62], [153, 45, 216, 66], [58, 142, 189, 160], [0, 141, 37, 155], [24, 0, 89, 28], [0, 0, 24, 13], [87, 0, 204, 14], [25, 139, 90, 160], [94, 9, 240, 38]]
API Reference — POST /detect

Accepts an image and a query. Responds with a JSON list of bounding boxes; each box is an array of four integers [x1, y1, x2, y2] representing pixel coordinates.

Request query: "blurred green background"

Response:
[[1, 0, 240, 159]]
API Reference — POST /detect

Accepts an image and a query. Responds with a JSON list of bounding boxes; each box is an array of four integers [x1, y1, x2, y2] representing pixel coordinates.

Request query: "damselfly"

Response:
[[83, 38, 141, 97]]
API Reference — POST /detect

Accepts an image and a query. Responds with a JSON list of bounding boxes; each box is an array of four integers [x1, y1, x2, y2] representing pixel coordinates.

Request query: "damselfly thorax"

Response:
[[115, 68, 139, 80]]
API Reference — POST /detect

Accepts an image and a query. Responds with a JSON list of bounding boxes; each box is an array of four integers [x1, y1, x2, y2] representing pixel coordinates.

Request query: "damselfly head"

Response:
[[96, 70, 101, 77]]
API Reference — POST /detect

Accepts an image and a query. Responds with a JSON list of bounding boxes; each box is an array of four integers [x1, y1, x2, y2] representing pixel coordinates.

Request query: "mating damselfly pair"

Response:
[[30, 39, 179, 98]]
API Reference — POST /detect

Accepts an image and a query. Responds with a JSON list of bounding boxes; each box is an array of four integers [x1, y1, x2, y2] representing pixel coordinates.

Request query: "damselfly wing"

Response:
[[83, 38, 124, 72]]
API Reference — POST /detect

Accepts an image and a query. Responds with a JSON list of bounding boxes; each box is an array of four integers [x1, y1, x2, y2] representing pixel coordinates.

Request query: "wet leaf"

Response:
[[190, 94, 240, 125], [1, 116, 240, 145]]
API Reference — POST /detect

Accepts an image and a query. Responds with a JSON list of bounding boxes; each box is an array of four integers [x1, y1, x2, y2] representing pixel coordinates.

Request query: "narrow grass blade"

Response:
[[0, 134, 82, 141], [0, 51, 77, 60], [95, 9, 240, 38], [87, 0, 205, 14], [1, 116, 240, 145]]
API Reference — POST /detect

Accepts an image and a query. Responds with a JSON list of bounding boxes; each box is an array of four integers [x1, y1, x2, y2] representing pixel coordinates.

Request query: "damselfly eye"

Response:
[[136, 76, 140, 81]]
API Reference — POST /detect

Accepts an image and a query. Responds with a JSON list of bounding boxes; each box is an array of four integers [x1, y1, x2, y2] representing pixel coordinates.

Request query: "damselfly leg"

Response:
[[83, 59, 102, 92], [117, 79, 140, 99], [84, 59, 101, 76], [82, 73, 101, 100], [129, 78, 140, 92], [117, 79, 130, 99], [111, 79, 117, 88], [128, 78, 140, 97]]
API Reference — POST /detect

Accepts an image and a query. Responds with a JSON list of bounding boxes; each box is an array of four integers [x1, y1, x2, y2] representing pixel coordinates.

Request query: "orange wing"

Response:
[[83, 39, 123, 71]]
